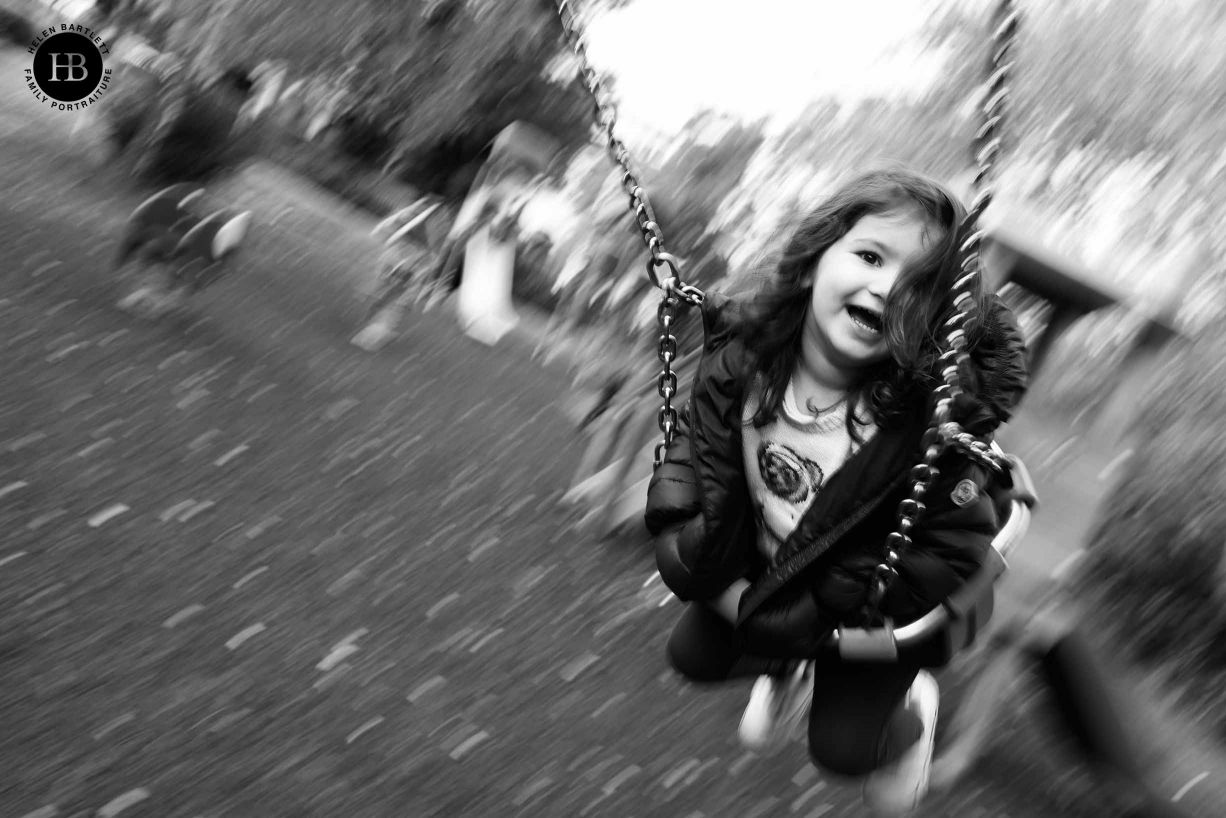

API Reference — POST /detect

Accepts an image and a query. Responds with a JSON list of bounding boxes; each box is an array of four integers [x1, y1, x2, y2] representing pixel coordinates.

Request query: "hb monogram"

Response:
[[47, 53, 90, 82]]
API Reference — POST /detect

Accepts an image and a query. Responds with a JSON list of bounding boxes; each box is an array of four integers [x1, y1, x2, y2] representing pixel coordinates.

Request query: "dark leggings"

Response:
[[668, 603, 924, 776]]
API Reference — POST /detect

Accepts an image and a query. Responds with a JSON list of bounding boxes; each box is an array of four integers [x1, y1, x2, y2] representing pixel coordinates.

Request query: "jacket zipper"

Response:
[[736, 470, 908, 626]]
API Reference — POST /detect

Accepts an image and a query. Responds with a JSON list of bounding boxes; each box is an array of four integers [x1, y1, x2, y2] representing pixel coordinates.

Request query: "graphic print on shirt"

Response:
[[755, 441, 826, 548], [755, 434, 823, 524], [758, 440, 825, 503]]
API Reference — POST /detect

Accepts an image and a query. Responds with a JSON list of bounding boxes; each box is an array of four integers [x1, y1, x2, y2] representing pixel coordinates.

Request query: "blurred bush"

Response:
[[99, 61, 255, 182], [0, 6, 35, 45], [1076, 319, 1226, 738], [157, 0, 596, 195], [1024, 303, 1149, 419], [147, 80, 256, 180]]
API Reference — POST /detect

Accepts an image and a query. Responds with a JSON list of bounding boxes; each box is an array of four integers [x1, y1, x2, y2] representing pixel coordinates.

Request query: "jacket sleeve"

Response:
[[736, 580, 833, 658], [644, 403, 700, 534], [795, 450, 1001, 633], [646, 297, 756, 602], [877, 453, 1000, 625], [645, 405, 714, 598]]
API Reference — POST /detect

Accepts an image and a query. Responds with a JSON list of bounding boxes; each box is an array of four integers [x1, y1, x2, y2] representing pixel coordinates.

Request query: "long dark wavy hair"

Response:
[[734, 165, 989, 440]]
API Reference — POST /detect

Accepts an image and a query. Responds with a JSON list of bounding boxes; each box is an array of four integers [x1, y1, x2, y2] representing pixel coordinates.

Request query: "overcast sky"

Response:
[[583, 0, 949, 140]]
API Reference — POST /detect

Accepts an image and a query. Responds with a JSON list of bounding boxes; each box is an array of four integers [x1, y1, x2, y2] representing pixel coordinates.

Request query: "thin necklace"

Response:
[[805, 395, 846, 416], [792, 363, 849, 416], [785, 378, 846, 417]]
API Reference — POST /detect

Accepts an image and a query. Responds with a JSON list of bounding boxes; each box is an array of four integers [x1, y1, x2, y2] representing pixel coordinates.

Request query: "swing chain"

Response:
[[865, 0, 1018, 624], [655, 285, 680, 467], [555, 0, 697, 293], [554, 0, 704, 468]]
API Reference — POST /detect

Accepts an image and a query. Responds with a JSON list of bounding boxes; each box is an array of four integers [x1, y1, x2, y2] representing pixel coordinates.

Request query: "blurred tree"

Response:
[[646, 112, 766, 286], [156, 0, 616, 194]]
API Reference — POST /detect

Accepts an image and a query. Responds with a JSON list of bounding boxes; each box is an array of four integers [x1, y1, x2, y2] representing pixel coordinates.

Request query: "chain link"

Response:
[[864, 0, 1018, 623], [555, 0, 704, 466]]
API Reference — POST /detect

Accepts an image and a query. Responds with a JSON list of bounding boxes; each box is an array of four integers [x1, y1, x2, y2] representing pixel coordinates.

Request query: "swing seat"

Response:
[[831, 446, 1038, 668]]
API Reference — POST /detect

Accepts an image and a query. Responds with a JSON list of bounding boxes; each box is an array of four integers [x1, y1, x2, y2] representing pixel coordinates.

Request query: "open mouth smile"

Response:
[[846, 304, 883, 335]]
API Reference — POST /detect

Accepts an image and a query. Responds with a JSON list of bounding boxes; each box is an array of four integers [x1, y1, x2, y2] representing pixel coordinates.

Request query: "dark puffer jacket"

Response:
[[646, 292, 1029, 658]]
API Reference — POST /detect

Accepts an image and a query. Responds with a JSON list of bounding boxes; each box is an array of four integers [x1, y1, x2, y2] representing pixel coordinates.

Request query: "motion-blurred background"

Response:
[[3, 1, 1226, 816]]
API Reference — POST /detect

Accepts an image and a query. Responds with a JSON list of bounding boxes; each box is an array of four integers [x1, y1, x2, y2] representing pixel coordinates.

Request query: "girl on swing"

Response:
[[645, 164, 1028, 814]]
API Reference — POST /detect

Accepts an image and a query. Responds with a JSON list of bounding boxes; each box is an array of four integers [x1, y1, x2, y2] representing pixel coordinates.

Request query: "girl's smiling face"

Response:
[[802, 208, 932, 381]]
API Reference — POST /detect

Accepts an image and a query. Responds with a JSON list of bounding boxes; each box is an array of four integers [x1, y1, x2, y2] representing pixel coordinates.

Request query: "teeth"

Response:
[[848, 307, 881, 333]]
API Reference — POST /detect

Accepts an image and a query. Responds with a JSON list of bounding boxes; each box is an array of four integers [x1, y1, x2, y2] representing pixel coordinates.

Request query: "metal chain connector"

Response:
[[555, 0, 705, 467], [865, 0, 1018, 624]]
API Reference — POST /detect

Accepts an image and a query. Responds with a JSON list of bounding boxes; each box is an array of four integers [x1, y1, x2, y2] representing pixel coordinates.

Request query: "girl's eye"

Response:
[[857, 251, 881, 266]]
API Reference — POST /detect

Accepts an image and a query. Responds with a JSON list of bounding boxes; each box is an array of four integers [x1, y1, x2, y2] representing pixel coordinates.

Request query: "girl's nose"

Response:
[[869, 264, 904, 297]]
